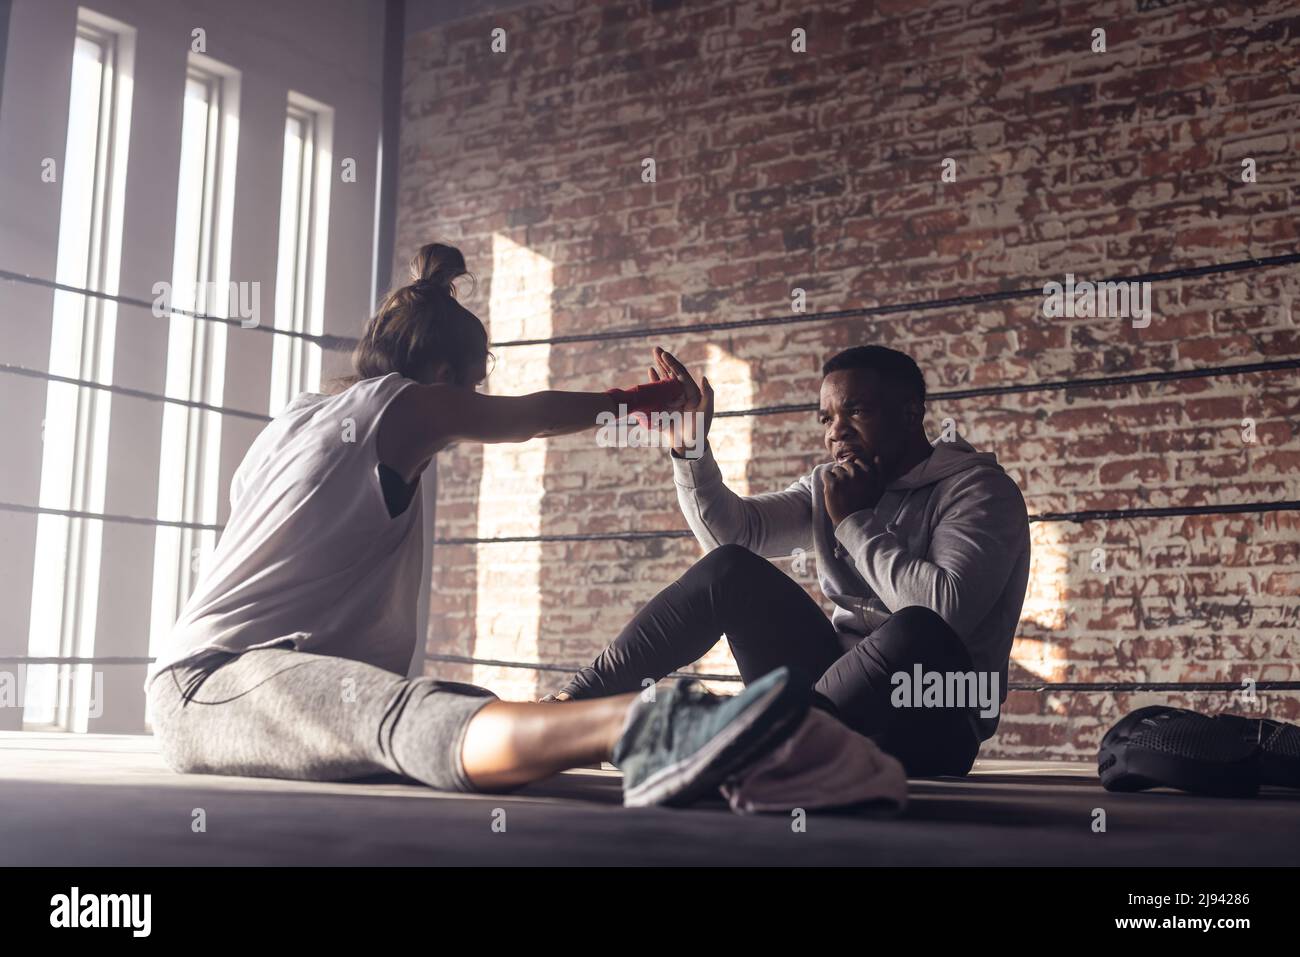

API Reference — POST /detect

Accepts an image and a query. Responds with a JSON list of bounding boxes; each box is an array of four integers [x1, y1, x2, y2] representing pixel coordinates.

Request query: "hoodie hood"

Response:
[[888, 435, 1004, 491]]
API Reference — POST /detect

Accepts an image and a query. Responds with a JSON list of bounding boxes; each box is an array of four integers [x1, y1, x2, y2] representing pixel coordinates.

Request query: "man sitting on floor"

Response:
[[552, 345, 1032, 776]]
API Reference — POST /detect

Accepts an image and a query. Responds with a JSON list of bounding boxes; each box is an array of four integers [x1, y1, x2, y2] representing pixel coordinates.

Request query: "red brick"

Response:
[[398, 0, 1300, 758]]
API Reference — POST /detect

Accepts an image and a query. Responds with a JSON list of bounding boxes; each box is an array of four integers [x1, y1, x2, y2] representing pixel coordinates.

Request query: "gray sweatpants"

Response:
[[147, 646, 499, 792]]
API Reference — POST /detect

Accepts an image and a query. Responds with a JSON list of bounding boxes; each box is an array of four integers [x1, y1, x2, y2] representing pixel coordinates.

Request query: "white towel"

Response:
[[721, 708, 908, 814]]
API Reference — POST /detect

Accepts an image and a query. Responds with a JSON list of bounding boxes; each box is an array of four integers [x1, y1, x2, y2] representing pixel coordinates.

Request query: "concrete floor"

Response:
[[2, 732, 1298, 866]]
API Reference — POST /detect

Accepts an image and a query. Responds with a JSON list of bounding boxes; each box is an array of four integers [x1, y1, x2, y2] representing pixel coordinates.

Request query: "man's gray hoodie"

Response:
[[671, 435, 1031, 740]]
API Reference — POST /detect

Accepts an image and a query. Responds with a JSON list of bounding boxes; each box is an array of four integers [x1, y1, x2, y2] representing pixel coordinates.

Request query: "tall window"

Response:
[[148, 56, 240, 659], [25, 12, 135, 731], [269, 92, 333, 413]]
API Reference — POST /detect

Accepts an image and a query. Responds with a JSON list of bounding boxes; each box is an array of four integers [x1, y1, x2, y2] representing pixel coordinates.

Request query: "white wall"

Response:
[[0, 0, 386, 731]]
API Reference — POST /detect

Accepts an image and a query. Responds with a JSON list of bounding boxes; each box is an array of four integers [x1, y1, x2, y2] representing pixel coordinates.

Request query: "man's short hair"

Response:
[[821, 346, 926, 404]]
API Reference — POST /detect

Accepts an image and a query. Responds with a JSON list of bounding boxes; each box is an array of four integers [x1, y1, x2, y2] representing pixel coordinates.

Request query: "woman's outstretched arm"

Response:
[[377, 377, 683, 480]]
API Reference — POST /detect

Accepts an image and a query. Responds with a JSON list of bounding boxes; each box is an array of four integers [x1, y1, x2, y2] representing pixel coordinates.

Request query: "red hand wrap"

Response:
[[607, 377, 685, 416]]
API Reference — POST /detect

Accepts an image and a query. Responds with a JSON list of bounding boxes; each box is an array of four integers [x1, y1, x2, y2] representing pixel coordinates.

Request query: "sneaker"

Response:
[[1098, 706, 1259, 798], [615, 667, 809, 808], [1213, 714, 1300, 789]]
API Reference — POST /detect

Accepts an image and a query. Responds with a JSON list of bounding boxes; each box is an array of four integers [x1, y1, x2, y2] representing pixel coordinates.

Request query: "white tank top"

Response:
[[145, 373, 424, 689]]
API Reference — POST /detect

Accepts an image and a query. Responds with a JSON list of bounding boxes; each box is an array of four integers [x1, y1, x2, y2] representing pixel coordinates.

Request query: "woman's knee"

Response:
[[147, 676, 213, 775], [149, 709, 201, 774]]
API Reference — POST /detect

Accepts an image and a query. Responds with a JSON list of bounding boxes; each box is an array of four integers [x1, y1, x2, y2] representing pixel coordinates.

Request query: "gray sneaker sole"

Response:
[[622, 677, 805, 808]]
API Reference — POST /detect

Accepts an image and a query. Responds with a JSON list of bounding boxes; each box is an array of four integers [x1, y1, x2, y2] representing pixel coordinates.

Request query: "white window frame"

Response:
[[25, 9, 135, 731], [269, 91, 334, 414], [148, 54, 241, 661]]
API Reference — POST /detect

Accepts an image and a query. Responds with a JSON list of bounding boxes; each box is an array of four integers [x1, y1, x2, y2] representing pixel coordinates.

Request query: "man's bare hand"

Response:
[[648, 346, 713, 457], [821, 455, 886, 526]]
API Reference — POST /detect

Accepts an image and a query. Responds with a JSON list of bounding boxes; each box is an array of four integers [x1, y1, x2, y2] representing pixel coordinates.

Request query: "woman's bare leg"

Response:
[[460, 693, 638, 791]]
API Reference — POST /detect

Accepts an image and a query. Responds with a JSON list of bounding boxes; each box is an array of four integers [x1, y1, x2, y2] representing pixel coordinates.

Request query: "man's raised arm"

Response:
[[648, 346, 814, 558], [672, 441, 814, 558]]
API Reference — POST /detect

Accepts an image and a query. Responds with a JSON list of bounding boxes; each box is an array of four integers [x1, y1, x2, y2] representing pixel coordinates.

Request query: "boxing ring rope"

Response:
[[1, 645, 1297, 695], [719, 357, 1300, 419], [0, 267, 359, 352], [484, 251, 1300, 348], [418, 655, 1300, 693], [431, 500, 1300, 547], [1, 497, 1296, 541], [2, 648, 1295, 695], [3, 356, 1298, 432], [2, 253, 1297, 683], [0, 362, 274, 422], [0, 501, 223, 532], [4, 252, 1298, 355]]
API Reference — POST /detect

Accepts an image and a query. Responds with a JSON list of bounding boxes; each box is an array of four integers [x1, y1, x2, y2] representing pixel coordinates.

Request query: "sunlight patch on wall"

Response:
[[1020, 520, 1069, 635], [693, 344, 754, 690], [1012, 521, 1071, 716], [701, 344, 754, 496], [472, 234, 553, 700]]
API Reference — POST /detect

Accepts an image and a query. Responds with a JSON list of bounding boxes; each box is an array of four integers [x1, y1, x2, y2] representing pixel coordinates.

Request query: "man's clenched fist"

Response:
[[821, 456, 886, 526]]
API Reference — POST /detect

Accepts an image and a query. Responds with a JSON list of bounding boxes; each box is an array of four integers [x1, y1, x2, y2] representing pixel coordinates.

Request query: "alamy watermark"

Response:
[[1042, 273, 1152, 328], [595, 407, 706, 459], [890, 665, 1000, 719], [152, 280, 261, 328], [49, 887, 150, 937], [0, 669, 103, 719]]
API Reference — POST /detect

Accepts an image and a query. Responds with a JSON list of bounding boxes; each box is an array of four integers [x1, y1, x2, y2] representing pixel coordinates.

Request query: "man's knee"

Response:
[[878, 606, 969, 668], [696, 542, 768, 582], [886, 605, 950, 636]]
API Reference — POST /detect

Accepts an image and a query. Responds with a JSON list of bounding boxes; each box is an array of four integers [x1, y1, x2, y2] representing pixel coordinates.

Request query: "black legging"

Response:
[[561, 544, 982, 776]]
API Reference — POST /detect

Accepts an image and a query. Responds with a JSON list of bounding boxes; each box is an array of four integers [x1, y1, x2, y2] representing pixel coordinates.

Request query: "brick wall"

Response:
[[395, 0, 1300, 759]]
